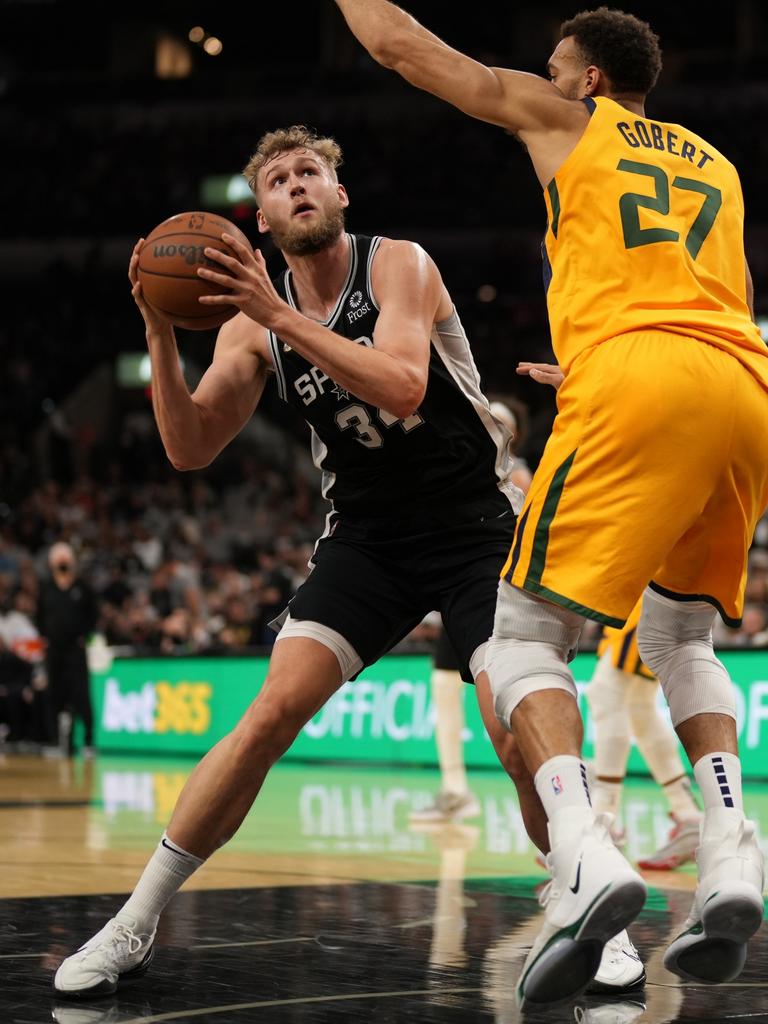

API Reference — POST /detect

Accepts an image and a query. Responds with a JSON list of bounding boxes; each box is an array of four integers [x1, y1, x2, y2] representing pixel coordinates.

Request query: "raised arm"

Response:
[[198, 235, 442, 420], [332, 0, 584, 165], [129, 241, 269, 471]]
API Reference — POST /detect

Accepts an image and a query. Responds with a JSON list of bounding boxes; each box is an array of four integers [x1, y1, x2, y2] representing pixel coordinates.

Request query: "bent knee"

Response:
[[487, 637, 577, 731], [235, 693, 305, 763]]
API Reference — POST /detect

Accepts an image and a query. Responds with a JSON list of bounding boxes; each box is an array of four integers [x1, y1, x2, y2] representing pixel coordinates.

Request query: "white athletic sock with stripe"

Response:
[[694, 751, 743, 813], [534, 754, 593, 826], [116, 833, 205, 933]]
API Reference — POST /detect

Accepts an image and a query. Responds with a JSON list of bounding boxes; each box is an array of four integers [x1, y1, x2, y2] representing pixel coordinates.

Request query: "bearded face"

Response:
[[256, 149, 349, 256], [266, 192, 346, 256]]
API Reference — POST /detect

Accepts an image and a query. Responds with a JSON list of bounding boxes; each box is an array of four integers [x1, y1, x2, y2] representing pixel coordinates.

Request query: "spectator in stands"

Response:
[[37, 542, 98, 757]]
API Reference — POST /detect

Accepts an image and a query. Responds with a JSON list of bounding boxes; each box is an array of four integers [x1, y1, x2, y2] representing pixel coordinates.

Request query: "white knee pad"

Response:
[[585, 652, 632, 777], [274, 614, 363, 683], [469, 641, 489, 682], [637, 586, 736, 727], [486, 581, 584, 732]]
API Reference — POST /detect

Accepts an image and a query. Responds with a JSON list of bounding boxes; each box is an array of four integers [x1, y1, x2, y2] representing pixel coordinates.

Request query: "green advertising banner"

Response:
[[92, 650, 768, 779]]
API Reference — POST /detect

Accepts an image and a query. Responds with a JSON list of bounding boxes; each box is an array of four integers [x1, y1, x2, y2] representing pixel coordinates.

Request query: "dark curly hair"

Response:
[[560, 7, 662, 95]]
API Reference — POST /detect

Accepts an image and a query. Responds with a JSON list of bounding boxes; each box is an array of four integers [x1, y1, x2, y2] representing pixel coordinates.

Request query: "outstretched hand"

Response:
[[128, 239, 175, 339], [516, 362, 564, 390], [197, 233, 285, 329]]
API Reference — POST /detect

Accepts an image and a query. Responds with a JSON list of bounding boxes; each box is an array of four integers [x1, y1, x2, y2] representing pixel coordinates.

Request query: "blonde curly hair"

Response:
[[243, 126, 343, 198]]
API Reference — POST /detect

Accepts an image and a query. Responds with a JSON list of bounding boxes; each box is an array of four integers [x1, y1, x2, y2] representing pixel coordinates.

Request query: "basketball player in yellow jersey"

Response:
[[335, 2, 768, 1006]]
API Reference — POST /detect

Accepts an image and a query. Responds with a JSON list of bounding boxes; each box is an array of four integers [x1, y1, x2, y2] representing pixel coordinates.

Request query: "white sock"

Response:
[[117, 833, 205, 932], [534, 755, 592, 824], [663, 774, 701, 820], [592, 779, 623, 817], [693, 752, 743, 813], [432, 669, 468, 794]]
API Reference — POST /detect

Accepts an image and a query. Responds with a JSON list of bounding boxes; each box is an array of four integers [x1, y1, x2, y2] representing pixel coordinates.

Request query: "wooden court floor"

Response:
[[2, 753, 767, 1023]]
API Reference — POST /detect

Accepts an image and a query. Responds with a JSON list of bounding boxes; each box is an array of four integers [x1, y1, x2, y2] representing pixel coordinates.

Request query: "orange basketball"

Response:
[[137, 211, 252, 331]]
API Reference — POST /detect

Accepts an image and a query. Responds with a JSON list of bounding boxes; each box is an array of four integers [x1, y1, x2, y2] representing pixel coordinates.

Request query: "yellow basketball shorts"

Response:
[[504, 330, 768, 627]]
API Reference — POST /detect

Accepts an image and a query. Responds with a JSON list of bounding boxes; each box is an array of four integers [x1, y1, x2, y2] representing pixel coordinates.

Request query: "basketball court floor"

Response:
[[2, 753, 767, 1023]]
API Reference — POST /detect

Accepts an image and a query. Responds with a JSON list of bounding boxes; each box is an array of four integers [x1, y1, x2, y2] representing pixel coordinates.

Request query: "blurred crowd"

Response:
[[0, 462, 322, 659], [2, 450, 768, 669]]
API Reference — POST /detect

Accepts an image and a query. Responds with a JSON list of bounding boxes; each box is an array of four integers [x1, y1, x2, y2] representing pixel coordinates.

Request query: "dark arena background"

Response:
[[1, 2, 768, 1022]]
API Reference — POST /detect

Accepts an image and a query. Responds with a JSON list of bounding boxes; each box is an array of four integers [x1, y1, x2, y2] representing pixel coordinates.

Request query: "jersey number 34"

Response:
[[335, 404, 424, 449]]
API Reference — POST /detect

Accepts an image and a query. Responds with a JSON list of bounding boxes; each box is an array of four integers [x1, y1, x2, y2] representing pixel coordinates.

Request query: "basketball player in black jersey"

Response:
[[54, 125, 579, 999]]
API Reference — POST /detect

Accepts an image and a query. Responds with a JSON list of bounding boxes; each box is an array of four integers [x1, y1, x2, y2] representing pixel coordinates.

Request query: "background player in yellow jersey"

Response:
[[335, 1, 768, 1006]]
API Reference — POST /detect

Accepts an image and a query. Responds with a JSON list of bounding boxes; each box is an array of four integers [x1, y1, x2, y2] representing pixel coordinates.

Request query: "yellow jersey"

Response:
[[596, 598, 655, 678], [543, 96, 768, 383]]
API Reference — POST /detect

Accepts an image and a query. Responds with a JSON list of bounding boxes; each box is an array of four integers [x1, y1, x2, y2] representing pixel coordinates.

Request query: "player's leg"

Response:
[[584, 652, 632, 828], [487, 582, 647, 1007], [514, 647, 647, 991], [639, 592, 762, 981], [165, 635, 349, 856], [72, 652, 95, 754], [54, 518, 430, 999], [637, 352, 768, 982], [431, 666, 471, 794], [410, 628, 479, 823], [627, 676, 702, 870], [485, 335, 722, 1005], [53, 632, 351, 999], [438, 503, 645, 994], [46, 655, 72, 756], [474, 669, 548, 853]]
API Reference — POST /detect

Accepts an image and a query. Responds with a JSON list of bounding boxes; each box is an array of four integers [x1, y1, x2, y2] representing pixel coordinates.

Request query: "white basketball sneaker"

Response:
[[53, 916, 156, 999], [587, 929, 646, 993], [664, 808, 764, 983], [517, 810, 647, 1009]]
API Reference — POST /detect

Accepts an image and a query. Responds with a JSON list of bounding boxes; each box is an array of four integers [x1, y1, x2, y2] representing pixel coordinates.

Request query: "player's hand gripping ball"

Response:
[[137, 211, 252, 330]]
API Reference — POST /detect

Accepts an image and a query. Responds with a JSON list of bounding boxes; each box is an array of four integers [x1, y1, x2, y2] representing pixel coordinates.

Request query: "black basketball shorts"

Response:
[[434, 627, 461, 672], [285, 497, 516, 683]]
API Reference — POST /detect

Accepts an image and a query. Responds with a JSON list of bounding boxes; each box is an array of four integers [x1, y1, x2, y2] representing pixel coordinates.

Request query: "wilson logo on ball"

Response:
[[153, 244, 210, 266]]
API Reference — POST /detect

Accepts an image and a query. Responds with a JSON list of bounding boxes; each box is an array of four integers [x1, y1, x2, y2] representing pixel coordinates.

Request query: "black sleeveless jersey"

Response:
[[267, 234, 518, 518]]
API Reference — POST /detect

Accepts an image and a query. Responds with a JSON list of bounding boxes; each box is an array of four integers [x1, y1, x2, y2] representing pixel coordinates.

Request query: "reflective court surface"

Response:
[[2, 754, 768, 1023]]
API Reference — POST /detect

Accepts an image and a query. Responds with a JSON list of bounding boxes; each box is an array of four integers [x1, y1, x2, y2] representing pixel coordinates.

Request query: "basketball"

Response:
[[137, 211, 252, 330]]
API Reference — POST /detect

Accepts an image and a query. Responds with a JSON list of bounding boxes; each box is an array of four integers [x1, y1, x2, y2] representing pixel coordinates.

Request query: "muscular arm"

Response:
[[210, 237, 442, 419], [333, 0, 585, 180], [146, 317, 269, 471], [272, 241, 438, 418]]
